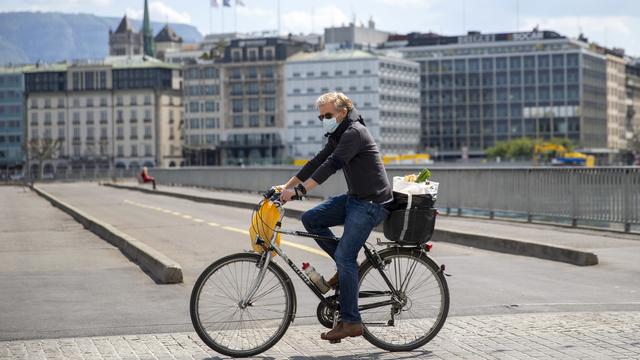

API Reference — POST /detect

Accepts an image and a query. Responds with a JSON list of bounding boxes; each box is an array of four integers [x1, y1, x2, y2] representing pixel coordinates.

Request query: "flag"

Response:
[[210, 0, 218, 7], [236, 0, 245, 5], [223, 0, 231, 6]]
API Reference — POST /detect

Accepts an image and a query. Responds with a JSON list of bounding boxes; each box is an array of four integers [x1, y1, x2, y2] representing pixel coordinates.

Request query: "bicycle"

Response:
[[190, 188, 450, 357]]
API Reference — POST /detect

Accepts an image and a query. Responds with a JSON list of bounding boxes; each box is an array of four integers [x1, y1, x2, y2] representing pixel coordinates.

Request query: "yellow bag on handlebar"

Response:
[[249, 200, 282, 254]]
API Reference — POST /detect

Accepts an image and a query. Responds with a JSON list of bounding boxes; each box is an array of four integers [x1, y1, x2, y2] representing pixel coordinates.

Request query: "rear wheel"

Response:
[[358, 247, 449, 351], [190, 252, 296, 357]]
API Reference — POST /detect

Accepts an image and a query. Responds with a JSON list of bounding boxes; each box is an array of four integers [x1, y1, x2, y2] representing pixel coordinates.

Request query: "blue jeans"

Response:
[[301, 194, 390, 323]]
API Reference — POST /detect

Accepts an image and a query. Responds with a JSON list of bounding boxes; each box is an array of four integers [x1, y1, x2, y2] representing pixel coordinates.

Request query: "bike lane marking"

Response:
[[123, 200, 330, 258]]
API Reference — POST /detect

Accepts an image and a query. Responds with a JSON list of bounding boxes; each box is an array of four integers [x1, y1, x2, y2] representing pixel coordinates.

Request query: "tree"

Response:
[[23, 138, 61, 181]]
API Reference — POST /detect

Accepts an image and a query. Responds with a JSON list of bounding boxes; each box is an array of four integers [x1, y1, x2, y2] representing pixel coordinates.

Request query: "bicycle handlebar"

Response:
[[263, 187, 302, 203]]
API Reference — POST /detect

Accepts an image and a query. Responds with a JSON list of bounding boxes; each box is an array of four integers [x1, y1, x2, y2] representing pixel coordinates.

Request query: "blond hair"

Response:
[[315, 91, 354, 112]]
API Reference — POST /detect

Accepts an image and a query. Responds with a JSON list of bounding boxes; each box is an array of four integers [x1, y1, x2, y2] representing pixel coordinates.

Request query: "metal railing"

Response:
[[149, 166, 640, 232]]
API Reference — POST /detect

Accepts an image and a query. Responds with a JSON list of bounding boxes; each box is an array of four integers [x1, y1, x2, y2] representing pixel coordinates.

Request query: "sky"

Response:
[[2, 0, 640, 56]]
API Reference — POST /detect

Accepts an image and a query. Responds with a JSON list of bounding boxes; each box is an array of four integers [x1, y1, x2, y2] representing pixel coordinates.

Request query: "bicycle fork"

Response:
[[238, 250, 272, 309]]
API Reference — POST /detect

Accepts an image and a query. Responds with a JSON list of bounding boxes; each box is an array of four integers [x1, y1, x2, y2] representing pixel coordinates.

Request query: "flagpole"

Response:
[[277, 0, 281, 35], [234, 1, 238, 33], [221, 4, 224, 33]]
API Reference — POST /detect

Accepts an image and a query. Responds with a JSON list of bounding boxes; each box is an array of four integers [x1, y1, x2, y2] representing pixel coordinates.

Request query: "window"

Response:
[[233, 115, 243, 128], [130, 96, 137, 105], [100, 110, 107, 123], [249, 115, 259, 127], [189, 102, 199, 113], [131, 145, 138, 156], [116, 96, 123, 106], [144, 95, 151, 105], [247, 83, 259, 95], [144, 126, 152, 139], [130, 109, 137, 120], [144, 144, 152, 156], [263, 82, 275, 94], [86, 111, 94, 124], [117, 127, 124, 139], [87, 127, 95, 139], [249, 98, 259, 112], [117, 145, 124, 157], [264, 98, 275, 111], [58, 112, 65, 124], [232, 99, 243, 113], [86, 98, 94, 107], [100, 127, 107, 139], [144, 109, 151, 121], [189, 118, 200, 129], [205, 118, 216, 128], [100, 97, 107, 107], [265, 115, 275, 127], [130, 126, 138, 138]]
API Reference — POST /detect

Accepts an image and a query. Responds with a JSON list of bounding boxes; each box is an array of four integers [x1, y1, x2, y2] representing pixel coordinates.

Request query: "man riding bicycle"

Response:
[[276, 92, 392, 342]]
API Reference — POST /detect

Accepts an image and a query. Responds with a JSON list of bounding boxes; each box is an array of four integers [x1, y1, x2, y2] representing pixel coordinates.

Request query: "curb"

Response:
[[31, 184, 183, 284], [103, 183, 599, 266]]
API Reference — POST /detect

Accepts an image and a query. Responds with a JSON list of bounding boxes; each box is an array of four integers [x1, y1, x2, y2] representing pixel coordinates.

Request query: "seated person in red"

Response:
[[140, 167, 156, 190]]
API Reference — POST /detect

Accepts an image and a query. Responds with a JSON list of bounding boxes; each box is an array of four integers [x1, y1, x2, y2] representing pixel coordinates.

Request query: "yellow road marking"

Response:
[[281, 240, 331, 258], [222, 226, 248, 234], [123, 200, 328, 258]]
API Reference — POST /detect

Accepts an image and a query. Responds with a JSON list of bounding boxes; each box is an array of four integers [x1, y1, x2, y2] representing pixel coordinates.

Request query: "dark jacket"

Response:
[[296, 109, 392, 204]]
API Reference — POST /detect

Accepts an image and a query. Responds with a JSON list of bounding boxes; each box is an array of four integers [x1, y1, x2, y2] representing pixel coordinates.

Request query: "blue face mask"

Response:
[[322, 117, 338, 134]]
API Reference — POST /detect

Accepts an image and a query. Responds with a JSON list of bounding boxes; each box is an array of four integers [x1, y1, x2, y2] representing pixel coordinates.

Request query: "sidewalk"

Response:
[[2, 311, 638, 359], [104, 182, 640, 266]]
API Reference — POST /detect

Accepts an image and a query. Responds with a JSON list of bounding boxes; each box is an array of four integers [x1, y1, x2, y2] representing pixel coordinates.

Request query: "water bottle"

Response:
[[302, 262, 330, 294]]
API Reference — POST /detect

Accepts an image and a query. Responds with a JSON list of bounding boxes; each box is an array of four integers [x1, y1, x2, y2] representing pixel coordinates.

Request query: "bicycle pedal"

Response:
[[329, 339, 341, 344]]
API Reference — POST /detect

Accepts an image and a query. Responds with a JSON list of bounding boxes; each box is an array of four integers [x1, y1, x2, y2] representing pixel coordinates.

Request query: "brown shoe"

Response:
[[326, 272, 339, 289], [321, 322, 363, 341]]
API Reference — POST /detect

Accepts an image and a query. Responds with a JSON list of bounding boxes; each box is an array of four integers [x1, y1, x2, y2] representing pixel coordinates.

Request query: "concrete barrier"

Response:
[[103, 182, 599, 266], [31, 185, 183, 284]]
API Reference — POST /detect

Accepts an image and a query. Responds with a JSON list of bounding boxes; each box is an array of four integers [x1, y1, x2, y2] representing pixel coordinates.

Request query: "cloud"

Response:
[[2, 0, 113, 12], [377, 0, 435, 7], [521, 15, 640, 55], [282, 5, 350, 34], [126, 1, 191, 24]]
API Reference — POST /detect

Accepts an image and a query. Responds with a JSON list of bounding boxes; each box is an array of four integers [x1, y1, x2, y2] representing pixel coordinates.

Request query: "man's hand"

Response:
[[279, 188, 296, 202], [274, 184, 288, 192]]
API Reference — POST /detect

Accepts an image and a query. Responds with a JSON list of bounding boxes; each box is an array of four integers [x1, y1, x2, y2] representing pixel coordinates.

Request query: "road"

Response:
[[2, 182, 640, 341]]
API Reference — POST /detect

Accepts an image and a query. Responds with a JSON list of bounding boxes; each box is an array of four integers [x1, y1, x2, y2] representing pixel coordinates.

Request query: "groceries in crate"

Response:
[[383, 168, 439, 245]]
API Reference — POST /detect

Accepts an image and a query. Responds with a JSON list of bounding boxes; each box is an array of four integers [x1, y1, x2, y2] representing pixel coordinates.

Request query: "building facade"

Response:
[[324, 19, 389, 51], [24, 56, 183, 176], [394, 30, 609, 159], [284, 50, 420, 158], [182, 61, 224, 165], [0, 69, 25, 171], [109, 16, 143, 56], [605, 53, 629, 152], [220, 37, 312, 165]]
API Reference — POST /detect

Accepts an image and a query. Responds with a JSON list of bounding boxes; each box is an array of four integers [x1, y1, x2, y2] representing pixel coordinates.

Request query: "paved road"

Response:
[[2, 312, 639, 359], [0, 186, 186, 341], [3, 182, 640, 344]]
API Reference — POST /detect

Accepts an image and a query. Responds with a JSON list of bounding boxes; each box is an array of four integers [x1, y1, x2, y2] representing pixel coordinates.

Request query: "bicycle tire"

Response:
[[190, 252, 296, 358], [358, 247, 449, 352]]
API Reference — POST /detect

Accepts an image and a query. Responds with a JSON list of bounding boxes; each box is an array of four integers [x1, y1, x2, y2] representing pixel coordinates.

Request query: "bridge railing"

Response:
[[150, 166, 640, 232]]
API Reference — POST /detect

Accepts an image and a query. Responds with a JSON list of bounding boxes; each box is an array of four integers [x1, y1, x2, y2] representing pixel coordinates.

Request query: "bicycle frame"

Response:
[[242, 198, 405, 313]]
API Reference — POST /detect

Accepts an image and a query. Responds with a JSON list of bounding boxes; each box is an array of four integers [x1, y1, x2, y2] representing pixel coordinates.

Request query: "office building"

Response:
[[285, 49, 420, 158], [0, 69, 25, 171], [324, 18, 389, 50], [182, 61, 224, 165], [24, 56, 183, 176], [220, 37, 312, 165], [394, 29, 610, 159]]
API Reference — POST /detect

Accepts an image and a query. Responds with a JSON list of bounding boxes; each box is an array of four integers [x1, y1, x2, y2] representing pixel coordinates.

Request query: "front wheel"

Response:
[[190, 252, 296, 358], [358, 247, 449, 352]]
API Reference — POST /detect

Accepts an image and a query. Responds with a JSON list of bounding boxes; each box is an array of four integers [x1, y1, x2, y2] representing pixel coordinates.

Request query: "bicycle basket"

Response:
[[249, 199, 282, 254], [383, 208, 436, 245]]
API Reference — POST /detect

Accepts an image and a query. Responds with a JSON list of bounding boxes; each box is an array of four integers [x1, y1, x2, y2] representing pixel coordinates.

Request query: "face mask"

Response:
[[322, 117, 338, 134]]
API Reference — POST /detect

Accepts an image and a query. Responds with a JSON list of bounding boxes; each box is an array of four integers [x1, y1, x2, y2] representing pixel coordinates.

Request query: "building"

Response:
[[182, 61, 224, 165], [24, 56, 183, 176], [109, 15, 143, 56], [605, 51, 629, 155], [0, 68, 25, 172], [393, 29, 610, 160], [108, 0, 156, 58], [155, 24, 183, 61], [285, 49, 420, 159], [220, 37, 313, 165], [324, 18, 389, 50]]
